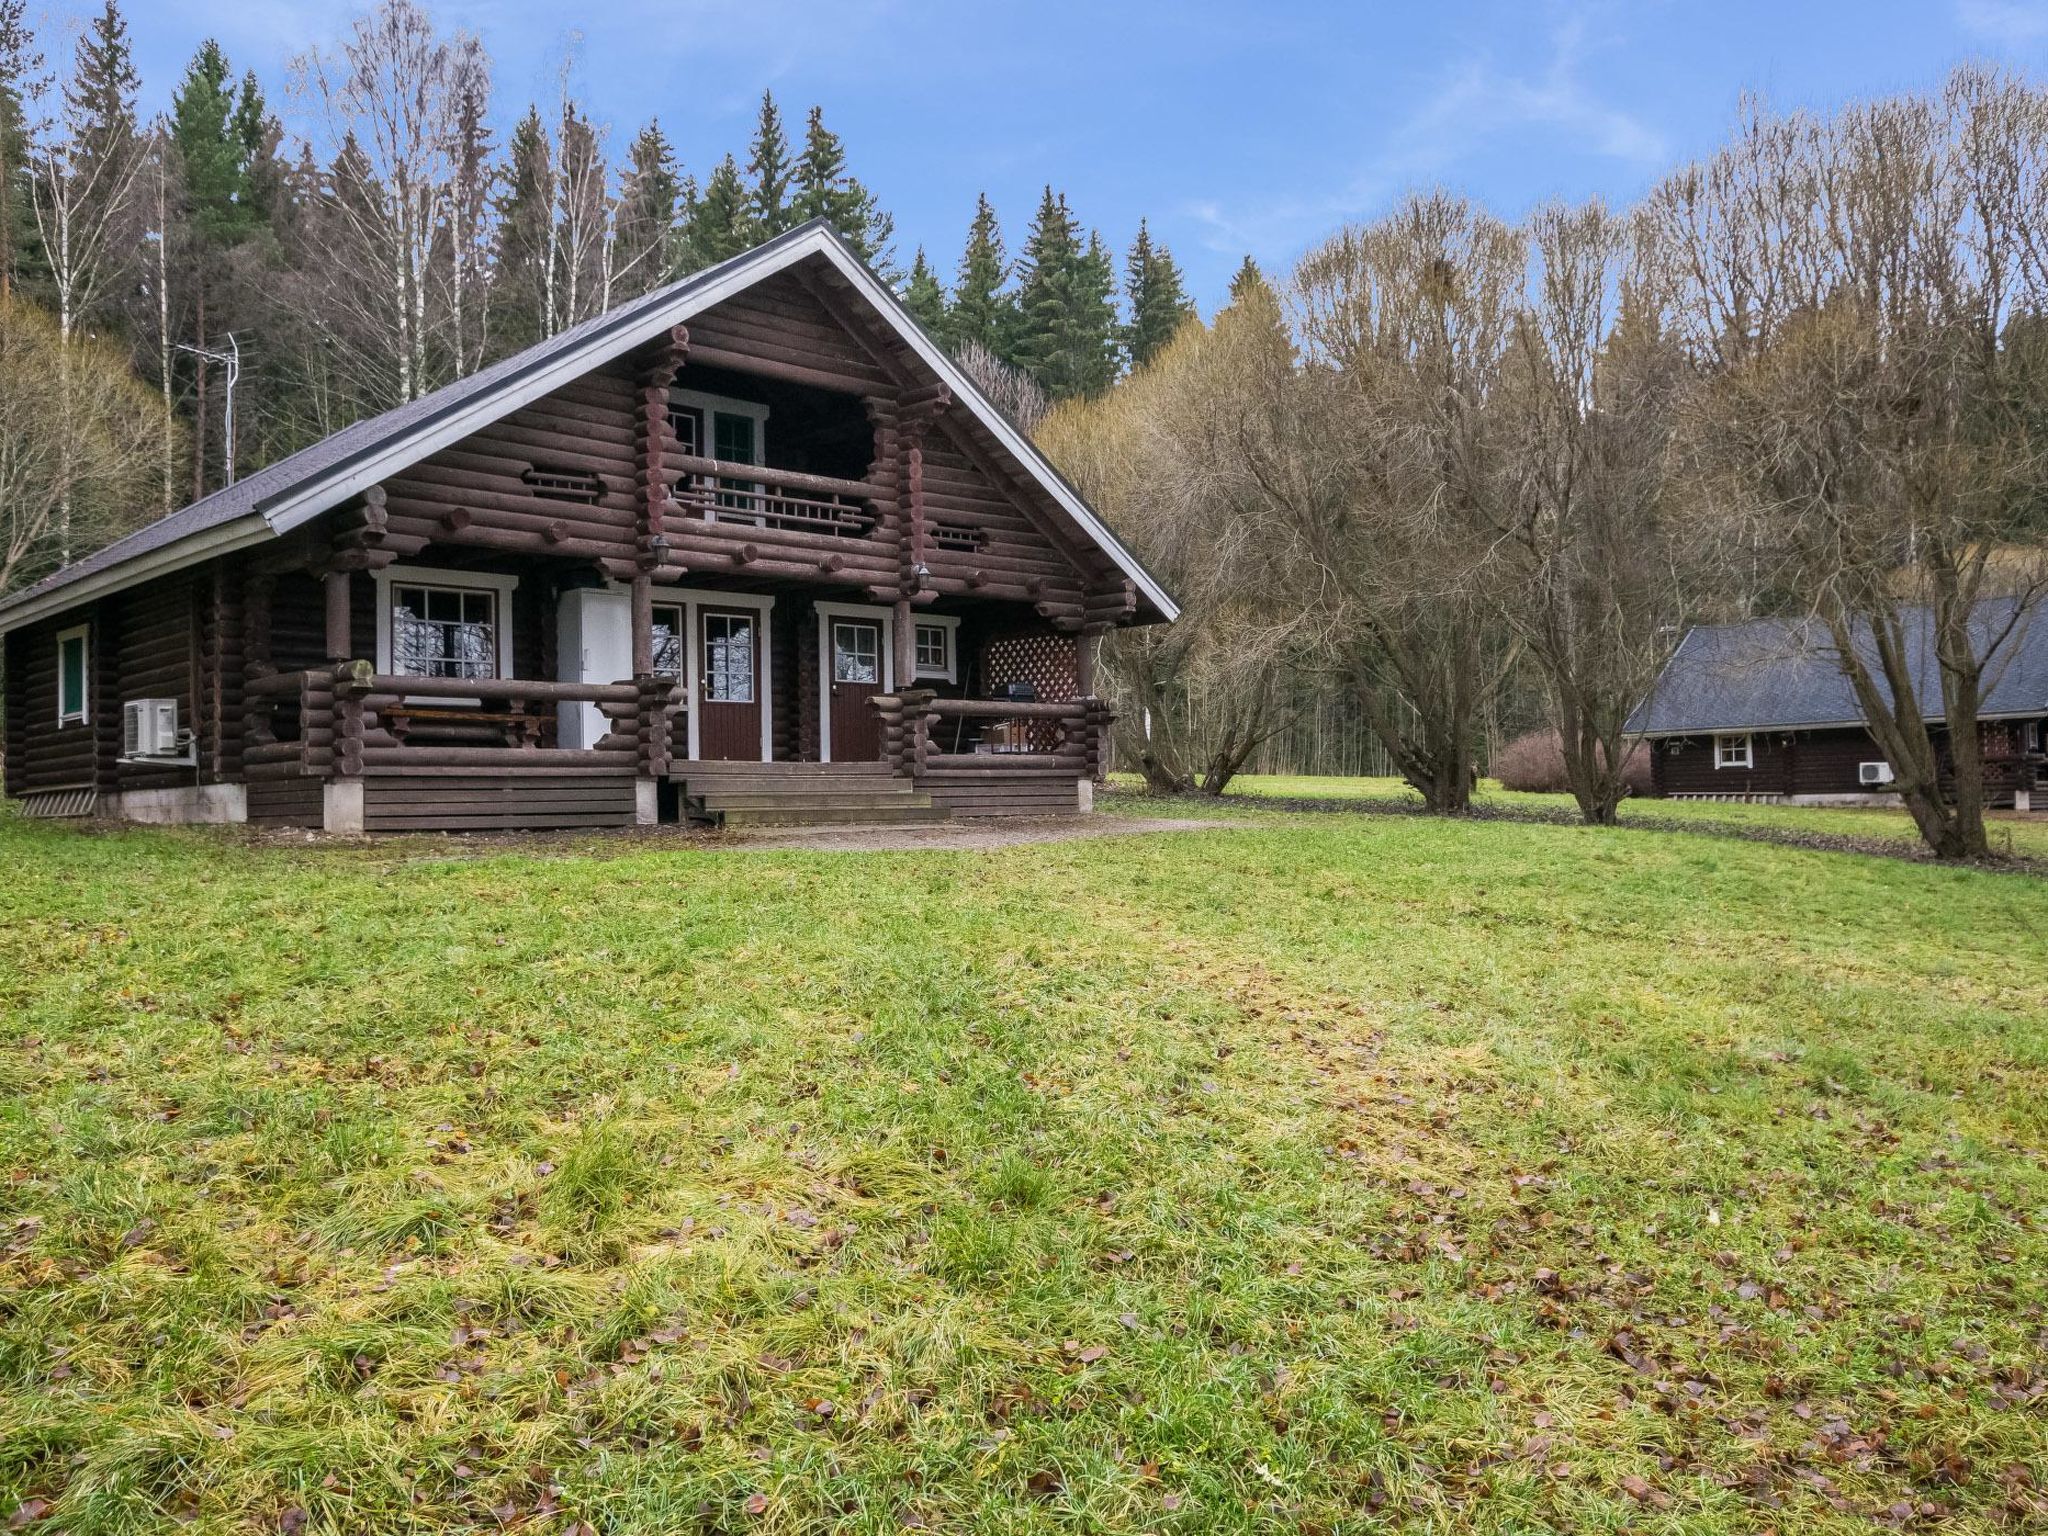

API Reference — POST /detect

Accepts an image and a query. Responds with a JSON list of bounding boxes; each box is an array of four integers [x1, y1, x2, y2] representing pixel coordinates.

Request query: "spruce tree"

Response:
[[790, 104, 894, 274], [949, 192, 1013, 358], [614, 119, 680, 296], [686, 152, 752, 267], [489, 106, 553, 353], [744, 89, 791, 237], [0, 0, 40, 299], [900, 246, 945, 333], [1015, 186, 1122, 399], [57, 0, 141, 333], [1123, 218, 1194, 370], [66, 0, 138, 172]]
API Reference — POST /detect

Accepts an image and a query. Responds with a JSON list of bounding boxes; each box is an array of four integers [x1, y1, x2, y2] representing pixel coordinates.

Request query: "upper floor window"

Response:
[[1715, 732, 1753, 770], [56, 624, 89, 724]]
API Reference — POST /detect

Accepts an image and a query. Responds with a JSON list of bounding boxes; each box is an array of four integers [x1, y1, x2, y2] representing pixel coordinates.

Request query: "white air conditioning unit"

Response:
[[121, 698, 194, 763], [1858, 760, 1895, 786]]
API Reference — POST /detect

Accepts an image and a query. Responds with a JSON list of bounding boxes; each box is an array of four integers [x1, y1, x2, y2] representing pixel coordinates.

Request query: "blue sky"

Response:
[[40, 0, 2048, 310]]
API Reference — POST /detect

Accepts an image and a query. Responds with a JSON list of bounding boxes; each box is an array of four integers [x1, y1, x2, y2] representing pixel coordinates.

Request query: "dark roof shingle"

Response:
[[1627, 601, 2048, 734]]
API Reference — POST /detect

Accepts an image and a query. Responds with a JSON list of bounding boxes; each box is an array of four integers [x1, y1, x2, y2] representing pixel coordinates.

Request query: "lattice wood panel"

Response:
[[980, 631, 1077, 750]]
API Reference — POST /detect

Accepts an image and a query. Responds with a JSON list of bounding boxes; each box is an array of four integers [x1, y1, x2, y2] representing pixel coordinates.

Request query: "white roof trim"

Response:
[[260, 226, 1175, 619]]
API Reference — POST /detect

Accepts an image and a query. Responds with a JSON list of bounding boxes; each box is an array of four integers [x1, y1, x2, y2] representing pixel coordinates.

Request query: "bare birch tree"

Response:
[[1644, 69, 2048, 858], [293, 0, 486, 404]]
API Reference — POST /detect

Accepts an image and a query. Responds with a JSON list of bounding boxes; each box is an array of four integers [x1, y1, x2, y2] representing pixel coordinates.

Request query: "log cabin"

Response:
[[1627, 606, 2048, 809], [0, 222, 1176, 833]]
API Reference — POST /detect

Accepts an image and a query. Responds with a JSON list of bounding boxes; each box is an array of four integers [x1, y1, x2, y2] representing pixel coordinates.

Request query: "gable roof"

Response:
[[0, 220, 1176, 632], [1626, 600, 2048, 735]]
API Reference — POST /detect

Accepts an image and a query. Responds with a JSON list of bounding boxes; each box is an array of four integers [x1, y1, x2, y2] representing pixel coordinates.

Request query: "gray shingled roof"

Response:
[[1626, 600, 2048, 735], [0, 219, 1177, 628]]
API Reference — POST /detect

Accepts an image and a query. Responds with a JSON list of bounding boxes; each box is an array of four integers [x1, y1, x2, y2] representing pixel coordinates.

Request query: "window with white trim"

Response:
[[56, 624, 89, 725], [1714, 732, 1753, 770], [914, 622, 952, 679], [701, 612, 757, 703], [390, 582, 500, 679]]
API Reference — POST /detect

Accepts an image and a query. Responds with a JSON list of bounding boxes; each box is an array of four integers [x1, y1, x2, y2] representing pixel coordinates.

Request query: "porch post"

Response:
[[1075, 627, 1101, 697], [630, 574, 654, 676], [891, 597, 914, 695], [323, 569, 352, 662]]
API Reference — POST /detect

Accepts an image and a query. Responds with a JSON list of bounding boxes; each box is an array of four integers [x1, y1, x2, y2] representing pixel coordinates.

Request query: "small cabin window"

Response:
[[651, 603, 685, 680], [56, 624, 89, 724], [913, 619, 960, 683], [932, 522, 985, 552], [1715, 732, 1753, 770], [391, 583, 500, 679], [521, 464, 604, 504]]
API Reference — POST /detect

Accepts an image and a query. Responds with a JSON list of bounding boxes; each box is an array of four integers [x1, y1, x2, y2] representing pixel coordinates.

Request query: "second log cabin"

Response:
[[0, 221, 1176, 833]]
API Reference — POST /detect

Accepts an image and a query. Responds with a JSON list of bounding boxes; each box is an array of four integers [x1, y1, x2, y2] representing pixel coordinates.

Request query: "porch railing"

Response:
[[871, 690, 1113, 780], [242, 665, 680, 779], [668, 453, 876, 538]]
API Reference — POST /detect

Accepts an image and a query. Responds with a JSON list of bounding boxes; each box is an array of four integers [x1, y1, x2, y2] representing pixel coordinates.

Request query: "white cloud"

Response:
[[1956, 0, 2048, 47], [1182, 6, 1666, 264]]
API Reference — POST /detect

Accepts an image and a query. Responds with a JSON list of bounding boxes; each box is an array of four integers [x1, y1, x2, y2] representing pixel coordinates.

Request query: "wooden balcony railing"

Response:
[[242, 665, 679, 778], [668, 453, 876, 537], [871, 691, 1113, 780]]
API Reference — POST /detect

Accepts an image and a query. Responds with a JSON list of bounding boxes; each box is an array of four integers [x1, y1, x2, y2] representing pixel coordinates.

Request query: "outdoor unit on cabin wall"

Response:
[[1858, 761, 1895, 786], [120, 698, 196, 764]]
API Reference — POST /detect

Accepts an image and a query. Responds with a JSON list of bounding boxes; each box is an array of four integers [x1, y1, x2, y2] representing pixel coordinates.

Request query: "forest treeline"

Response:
[[1046, 68, 2048, 861], [0, 0, 1193, 593]]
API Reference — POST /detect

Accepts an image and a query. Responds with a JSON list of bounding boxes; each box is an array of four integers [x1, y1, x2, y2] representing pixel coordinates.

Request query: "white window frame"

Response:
[[814, 600, 896, 764], [55, 623, 89, 726], [647, 584, 777, 763], [912, 614, 961, 683], [373, 565, 520, 701], [1714, 731, 1753, 770]]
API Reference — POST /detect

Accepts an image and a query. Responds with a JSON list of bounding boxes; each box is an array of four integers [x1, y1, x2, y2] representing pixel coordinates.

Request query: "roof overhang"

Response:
[[0, 222, 1176, 635]]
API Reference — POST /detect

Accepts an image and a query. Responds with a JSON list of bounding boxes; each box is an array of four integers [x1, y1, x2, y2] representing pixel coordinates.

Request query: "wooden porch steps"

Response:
[[673, 761, 952, 828]]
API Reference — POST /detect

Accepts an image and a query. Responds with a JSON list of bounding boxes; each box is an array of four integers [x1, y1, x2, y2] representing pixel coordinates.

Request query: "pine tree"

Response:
[[1014, 187, 1121, 399], [613, 119, 680, 298], [900, 246, 945, 333], [0, 0, 44, 300], [790, 104, 894, 274], [169, 38, 264, 496], [949, 192, 1013, 358], [685, 152, 751, 267], [745, 89, 791, 237], [1123, 218, 1193, 370], [170, 43, 256, 248]]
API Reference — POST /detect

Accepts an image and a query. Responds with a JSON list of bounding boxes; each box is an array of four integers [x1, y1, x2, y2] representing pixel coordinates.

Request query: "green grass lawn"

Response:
[[3, 799, 2045, 1533]]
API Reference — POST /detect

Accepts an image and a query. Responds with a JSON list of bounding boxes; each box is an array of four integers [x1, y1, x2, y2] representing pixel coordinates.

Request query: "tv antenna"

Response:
[[177, 333, 242, 488]]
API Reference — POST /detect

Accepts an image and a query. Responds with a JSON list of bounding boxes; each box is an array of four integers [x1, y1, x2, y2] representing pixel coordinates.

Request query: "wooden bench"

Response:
[[381, 703, 547, 749]]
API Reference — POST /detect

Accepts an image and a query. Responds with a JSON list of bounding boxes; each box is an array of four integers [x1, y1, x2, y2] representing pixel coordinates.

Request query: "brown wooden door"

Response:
[[697, 607, 761, 761], [827, 617, 884, 761]]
